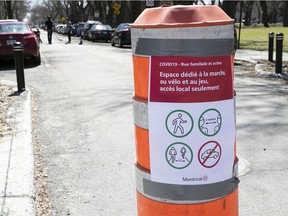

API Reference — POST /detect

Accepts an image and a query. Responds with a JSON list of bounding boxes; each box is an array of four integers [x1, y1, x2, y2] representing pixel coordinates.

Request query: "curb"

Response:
[[255, 64, 288, 80], [234, 57, 288, 81], [0, 81, 35, 216]]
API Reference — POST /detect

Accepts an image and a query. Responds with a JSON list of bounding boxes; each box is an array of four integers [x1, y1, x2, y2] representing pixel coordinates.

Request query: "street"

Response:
[[234, 63, 288, 216], [0, 31, 288, 216], [34, 33, 136, 215], [1, 32, 136, 215]]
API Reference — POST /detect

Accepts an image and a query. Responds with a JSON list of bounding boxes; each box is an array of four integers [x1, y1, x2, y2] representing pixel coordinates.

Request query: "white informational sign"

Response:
[[148, 56, 235, 185]]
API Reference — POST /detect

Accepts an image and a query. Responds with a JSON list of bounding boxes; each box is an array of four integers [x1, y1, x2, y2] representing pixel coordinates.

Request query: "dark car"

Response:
[[71, 23, 79, 36], [83, 20, 101, 39], [0, 20, 41, 65], [87, 24, 113, 42], [111, 23, 131, 48]]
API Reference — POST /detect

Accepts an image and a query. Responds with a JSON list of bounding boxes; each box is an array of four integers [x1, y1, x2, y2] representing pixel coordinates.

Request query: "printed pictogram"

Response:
[[198, 108, 222, 136], [198, 141, 221, 168], [165, 110, 193, 138], [165, 142, 193, 169]]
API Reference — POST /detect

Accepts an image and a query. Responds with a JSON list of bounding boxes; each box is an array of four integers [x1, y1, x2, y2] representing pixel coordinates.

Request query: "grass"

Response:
[[236, 24, 288, 52]]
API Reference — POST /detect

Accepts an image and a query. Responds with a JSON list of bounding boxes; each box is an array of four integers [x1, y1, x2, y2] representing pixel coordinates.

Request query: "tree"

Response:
[[243, 1, 254, 26], [6, 0, 13, 19], [28, 0, 286, 28], [130, 1, 145, 23], [0, 0, 30, 21], [259, 0, 269, 27], [30, 4, 49, 25], [284, 1, 288, 27], [221, 1, 239, 19]]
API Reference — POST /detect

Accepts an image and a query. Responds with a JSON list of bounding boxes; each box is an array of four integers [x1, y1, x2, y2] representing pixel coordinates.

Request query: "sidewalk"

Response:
[[236, 49, 288, 63], [235, 49, 288, 80], [0, 82, 34, 216], [0, 49, 287, 216]]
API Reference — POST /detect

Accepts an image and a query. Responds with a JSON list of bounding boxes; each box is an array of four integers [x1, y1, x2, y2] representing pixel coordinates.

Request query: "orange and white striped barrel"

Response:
[[131, 5, 239, 216]]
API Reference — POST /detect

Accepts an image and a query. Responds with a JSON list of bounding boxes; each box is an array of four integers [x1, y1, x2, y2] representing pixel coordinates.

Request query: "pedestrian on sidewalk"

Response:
[[79, 24, 83, 45], [45, 16, 53, 44], [65, 18, 72, 44]]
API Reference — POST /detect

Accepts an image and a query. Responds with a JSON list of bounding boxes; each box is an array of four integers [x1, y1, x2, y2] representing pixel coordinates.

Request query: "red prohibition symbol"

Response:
[[198, 140, 222, 168]]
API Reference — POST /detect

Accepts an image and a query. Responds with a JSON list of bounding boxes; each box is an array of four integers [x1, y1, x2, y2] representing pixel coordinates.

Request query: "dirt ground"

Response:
[[0, 85, 53, 216], [0, 84, 14, 139]]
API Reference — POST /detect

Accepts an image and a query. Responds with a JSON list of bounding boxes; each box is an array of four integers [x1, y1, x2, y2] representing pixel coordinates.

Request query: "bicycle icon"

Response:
[[166, 142, 193, 169]]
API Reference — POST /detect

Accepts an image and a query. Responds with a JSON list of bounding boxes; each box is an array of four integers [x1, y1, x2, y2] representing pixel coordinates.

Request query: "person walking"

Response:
[[65, 18, 72, 44], [45, 16, 53, 44], [79, 24, 83, 45]]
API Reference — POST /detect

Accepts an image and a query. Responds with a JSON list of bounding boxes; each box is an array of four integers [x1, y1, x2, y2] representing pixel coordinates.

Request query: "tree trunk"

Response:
[[6, 0, 13, 19], [284, 1, 288, 27], [260, 0, 269, 27], [117, 1, 129, 24], [153, 0, 161, 7], [221, 1, 239, 20], [69, 1, 79, 24], [130, 1, 144, 23], [243, 1, 254, 26], [106, 1, 113, 26]]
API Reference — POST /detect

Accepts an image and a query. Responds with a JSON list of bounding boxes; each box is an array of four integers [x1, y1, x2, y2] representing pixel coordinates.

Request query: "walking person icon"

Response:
[[166, 110, 193, 138], [172, 113, 187, 135]]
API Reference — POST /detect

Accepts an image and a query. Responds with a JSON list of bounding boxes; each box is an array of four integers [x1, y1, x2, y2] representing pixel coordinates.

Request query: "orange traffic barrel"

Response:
[[131, 5, 239, 216]]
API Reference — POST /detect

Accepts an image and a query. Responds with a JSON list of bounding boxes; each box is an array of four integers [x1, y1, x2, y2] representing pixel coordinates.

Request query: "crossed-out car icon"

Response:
[[201, 149, 220, 160]]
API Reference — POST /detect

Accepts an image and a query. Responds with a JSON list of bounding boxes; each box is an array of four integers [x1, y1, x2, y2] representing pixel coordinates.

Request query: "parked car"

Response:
[[55, 24, 66, 34], [87, 24, 113, 42], [30, 25, 42, 43], [0, 20, 41, 65], [71, 23, 79, 36], [83, 20, 101, 39], [0, 19, 18, 22], [76, 22, 84, 37], [111, 23, 131, 48]]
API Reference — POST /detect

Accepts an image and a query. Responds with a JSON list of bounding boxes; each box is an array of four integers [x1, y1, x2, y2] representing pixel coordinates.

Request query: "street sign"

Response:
[[113, 3, 121, 15], [113, 3, 120, 10]]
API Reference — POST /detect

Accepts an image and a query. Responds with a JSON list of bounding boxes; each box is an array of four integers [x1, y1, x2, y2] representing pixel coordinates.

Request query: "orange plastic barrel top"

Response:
[[132, 5, 234, 28]]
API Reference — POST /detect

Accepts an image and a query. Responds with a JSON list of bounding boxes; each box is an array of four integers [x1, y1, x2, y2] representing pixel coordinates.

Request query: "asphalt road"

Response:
[[1, 32, 136, 215], [34, 33, 137, 215], [0, 31, 288, 216], [234, 64, 288, 216]]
